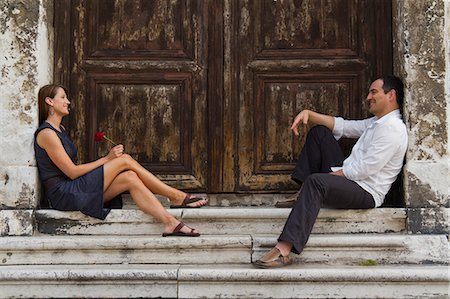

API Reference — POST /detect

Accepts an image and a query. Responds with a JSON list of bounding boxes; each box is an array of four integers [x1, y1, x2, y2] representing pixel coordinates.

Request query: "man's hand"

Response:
[[330, 169, 346, 177], [291, 109, 335, 136], [291, 110, 310, 136]]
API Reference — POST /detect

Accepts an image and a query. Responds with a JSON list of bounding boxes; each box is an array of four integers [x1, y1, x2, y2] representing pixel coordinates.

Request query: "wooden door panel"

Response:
[[256, 0, 357, 57], [87, 0, 192, 58], [240, 73, 358, 190], [56, 0, 208, 191], [94, 81, 185, 165], [231, 0, 391, 192], [256, 76, 355, 171], [87, 73, 203, 187]]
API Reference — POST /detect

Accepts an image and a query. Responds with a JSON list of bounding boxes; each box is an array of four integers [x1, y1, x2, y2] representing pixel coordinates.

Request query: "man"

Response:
[[253, 75, 407, 268]]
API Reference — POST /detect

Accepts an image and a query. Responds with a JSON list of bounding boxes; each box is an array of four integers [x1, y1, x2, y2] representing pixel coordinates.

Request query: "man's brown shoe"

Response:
[[253, 247, 292, 269], [275, 190, 300, 208]]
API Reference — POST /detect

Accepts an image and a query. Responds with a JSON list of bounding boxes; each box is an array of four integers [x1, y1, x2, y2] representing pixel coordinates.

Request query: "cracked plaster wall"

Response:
[[447, 0, 450, 210], [0, 0, 53, 235], [393, 0, 449, 233]]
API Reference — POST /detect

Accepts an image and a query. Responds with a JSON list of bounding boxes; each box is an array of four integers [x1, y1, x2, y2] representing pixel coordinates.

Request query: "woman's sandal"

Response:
[[170, 193, 208, 209], [253, 247, 292, 269], [162, 221, 200, 237]]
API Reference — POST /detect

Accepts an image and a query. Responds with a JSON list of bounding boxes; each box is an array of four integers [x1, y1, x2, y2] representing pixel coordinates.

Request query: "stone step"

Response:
[[252, 234, 449, 266], [122, 193, 298, 208], [36, 207, 406, 235], [0, 235, 251, 265], [1, 234, 447, 266], [0, 264, 448, 298]]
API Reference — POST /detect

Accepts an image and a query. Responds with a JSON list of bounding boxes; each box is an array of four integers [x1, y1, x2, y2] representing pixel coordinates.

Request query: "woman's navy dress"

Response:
[[34, 122, 112, 219]]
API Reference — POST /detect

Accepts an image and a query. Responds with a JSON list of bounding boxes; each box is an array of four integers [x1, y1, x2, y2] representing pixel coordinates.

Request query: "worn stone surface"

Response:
[[394, 0, 447, 160], [0, 264, 179, 299], [0, 264, 448, 299], [205, 193, 297, 207], [0, 0, 53, 235], [407, 207, 450, 234], [393, 0, 450, 213], [0, 210, 33, 236], [0, 166, 39, 209], [35, 208, 407, 235], [177, 265, 450, 299], [253, 234, 449, 265], [405, 161, 449, 207], [0, 0, 52, 165], [0, 0, 53, 234], [0, 235, 252, 265], [1, 234, 447, 266]]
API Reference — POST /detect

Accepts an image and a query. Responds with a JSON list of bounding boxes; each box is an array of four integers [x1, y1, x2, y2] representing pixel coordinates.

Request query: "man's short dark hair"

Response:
[[377, 75, 404, 108]]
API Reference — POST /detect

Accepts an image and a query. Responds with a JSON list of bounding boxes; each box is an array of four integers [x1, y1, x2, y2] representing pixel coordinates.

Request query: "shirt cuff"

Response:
[[332, 117, 344, 140], [342, 165, 355, 180]]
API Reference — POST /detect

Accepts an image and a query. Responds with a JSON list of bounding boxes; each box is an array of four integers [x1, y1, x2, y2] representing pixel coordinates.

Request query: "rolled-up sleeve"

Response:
[[332, 117, 344, 140], [333, 117, 374, 140]]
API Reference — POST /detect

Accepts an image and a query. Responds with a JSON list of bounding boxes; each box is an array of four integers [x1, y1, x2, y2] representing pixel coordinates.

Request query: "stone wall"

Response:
[[0, 0, 448, 236], [0, 0, 53, 235], [393, 0, 450, 234]]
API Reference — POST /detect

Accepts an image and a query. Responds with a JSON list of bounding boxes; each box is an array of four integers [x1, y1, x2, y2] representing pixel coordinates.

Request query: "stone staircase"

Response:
[[1, 195, 449, 298]]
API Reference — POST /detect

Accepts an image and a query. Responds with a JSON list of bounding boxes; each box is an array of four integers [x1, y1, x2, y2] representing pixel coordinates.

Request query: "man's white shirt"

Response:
[[331, 109, 408, 207]]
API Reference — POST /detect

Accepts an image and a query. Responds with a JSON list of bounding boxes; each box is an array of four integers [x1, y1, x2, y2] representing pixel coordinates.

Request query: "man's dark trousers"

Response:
[[280, 125, 375, 254]]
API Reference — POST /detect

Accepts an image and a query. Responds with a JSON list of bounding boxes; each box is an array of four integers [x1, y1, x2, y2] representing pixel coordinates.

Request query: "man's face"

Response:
[[366, 79, 393, 117]]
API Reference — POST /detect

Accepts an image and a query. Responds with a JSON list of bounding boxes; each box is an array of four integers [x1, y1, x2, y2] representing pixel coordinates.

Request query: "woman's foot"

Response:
[[170, 193, 208, 208], [163, 221, 200, 237], [253, 247, 292, 269]]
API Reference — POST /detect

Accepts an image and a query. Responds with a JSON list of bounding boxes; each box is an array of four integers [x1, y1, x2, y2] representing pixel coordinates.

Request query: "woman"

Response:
[[34, 84, 207, 237]]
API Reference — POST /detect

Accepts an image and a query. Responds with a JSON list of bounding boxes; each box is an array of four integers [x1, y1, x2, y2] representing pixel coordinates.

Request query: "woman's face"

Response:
[[50, 87, 71, 116]]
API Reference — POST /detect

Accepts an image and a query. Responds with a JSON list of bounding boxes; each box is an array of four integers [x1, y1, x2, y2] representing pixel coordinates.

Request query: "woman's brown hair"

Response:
[[37, 84, 68, 124]]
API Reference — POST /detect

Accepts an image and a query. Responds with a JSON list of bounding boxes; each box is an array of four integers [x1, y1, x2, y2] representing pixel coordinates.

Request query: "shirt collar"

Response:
[[374, 109, 402, 124]]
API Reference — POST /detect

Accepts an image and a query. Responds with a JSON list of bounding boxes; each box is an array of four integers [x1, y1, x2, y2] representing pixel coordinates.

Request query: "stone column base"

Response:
[[0, 210, 34, 236], [407, 207, 450, 234]]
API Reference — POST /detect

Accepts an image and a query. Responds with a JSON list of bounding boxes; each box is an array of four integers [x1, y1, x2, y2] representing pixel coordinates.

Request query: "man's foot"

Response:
[[253, 247, 292, 269], [275, 191, 300, 208]]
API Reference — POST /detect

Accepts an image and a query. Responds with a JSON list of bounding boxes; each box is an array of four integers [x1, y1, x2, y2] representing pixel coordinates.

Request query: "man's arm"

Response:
[[342, 126, 404, 180], [290, 109, 335, 136]]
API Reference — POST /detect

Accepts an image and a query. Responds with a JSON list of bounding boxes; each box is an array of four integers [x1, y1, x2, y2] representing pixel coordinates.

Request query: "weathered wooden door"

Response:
[[55, 0, 211, 191], [225, 0, 392, 192], [55, 0, 392, 194]]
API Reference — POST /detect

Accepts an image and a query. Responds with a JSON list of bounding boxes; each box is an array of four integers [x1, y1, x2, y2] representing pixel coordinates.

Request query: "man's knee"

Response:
[[303, 125, 335, 150], [308, 125, 333, 138], [305, 173, 326, 184], [303, 173, 334, 194], [295, 174, 328, 206]]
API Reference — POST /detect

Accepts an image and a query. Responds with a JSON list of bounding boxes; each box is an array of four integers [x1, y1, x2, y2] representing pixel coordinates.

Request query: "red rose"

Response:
[[95, 132, 105, 142], [95, 131, 117, 146]]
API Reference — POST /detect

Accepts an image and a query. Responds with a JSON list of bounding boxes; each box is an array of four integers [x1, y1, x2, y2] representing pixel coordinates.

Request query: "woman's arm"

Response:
[[36, 129, 123, 180]]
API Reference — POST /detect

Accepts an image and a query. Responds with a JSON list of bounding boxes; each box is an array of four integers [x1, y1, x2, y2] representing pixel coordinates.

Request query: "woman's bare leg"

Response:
[[103, 155, 206, 207], [103, 170, 199, 234]]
